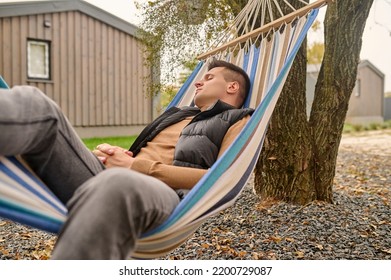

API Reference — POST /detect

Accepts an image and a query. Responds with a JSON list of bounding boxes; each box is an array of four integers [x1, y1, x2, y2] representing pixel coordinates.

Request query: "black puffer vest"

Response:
[[130, 101, 253, 170], [173, 101, 253, 169]]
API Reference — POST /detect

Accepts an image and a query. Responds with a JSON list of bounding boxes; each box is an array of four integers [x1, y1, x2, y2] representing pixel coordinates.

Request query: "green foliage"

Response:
[[307, 42, 324, 64], [136, 0, 239, 88], [307, 19, 324, 64], [160, 84, 179, 109]]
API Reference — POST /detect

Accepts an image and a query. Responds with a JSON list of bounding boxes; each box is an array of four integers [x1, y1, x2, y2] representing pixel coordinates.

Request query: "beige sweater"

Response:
[[131, 115, 250, 190]]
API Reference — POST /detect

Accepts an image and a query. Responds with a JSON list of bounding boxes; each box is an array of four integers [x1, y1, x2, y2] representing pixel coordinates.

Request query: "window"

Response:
[[27, 39, 50, 80], [354, 79, 361, 97]]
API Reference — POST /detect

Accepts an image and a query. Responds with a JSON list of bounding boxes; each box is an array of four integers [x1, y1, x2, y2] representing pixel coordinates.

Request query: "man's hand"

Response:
[[92, 143, 135, 169]]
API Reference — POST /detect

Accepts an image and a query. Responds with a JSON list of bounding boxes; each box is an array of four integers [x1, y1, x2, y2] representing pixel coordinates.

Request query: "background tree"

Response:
[[136, 0, 239, 88], [138, 0, 375, 205], [307, 20, 325, 64], [307, 41, 324, 64]]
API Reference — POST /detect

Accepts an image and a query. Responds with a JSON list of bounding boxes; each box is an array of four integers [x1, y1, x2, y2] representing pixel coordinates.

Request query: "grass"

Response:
[[82, 135, 137, 151], [343, 120, 391, 134]]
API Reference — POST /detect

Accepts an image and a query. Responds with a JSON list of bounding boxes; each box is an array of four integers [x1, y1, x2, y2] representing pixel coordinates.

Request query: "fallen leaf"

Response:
[[20, 233, 32, 239], [270, 235, 282, 243], [296, 251, 305, 258], [238, 251, 247, 258]]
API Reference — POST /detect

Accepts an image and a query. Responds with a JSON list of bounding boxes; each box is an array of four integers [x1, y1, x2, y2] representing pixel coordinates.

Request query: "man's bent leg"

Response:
[[0, 86, 104, 203], [51, 168, 180, 259]]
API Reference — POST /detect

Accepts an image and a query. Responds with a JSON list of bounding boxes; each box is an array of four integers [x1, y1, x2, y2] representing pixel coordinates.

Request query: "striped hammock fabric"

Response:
[[0, 0, 325, 259]]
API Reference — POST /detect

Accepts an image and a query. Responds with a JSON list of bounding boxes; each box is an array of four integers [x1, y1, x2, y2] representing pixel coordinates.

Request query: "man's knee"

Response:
[[13, 86, 60, 114]]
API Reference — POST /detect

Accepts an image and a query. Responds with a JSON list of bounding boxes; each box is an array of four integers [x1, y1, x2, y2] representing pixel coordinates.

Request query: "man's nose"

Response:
[[195, 80, 203, 88]]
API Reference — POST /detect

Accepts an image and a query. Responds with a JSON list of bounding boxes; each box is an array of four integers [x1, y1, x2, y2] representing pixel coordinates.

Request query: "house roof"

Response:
[[307, 60, 385, 80], [358, 59, 385, 79], [0, 0, 139, 37]]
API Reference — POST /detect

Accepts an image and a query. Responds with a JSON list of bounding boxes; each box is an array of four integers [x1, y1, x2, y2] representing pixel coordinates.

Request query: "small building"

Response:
[[306, 60, 385, 125], [385, 97, 391, 121], [0, 0, 158, 138]]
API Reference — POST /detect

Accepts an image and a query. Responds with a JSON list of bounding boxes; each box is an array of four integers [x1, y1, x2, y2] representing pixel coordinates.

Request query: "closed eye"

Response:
[[204, 74, 214, 81]]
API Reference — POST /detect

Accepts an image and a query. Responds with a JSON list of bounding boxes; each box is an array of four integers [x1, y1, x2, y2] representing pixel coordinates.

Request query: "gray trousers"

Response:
[[0, 86, 180, 259]]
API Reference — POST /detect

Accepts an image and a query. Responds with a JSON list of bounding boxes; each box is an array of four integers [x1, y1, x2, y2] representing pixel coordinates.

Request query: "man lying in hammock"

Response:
[[0, 59, 253, 259]]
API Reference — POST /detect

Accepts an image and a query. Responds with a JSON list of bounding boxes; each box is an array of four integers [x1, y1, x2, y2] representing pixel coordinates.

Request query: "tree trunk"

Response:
[[309, 0, 374, 201], [254, 0, 374, 204]]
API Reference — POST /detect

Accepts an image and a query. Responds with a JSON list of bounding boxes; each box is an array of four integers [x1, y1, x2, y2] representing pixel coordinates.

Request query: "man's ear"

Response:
[[226, 81, 240, 95]]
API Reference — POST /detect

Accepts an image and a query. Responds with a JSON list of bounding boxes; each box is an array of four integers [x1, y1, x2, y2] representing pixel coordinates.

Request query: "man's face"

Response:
[[193, 67, 229, 110]]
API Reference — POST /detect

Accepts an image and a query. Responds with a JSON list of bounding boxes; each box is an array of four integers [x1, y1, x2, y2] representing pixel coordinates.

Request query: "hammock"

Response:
[[0, 0, 328, 259]]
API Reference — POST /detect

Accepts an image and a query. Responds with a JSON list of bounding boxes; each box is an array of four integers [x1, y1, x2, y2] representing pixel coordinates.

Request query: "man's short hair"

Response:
[[208, 59, 251, 107]]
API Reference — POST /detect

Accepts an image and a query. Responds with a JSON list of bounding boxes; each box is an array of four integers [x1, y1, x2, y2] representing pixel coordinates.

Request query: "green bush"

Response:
[[344, 121, 391, 133], [352, 124, 364, 132], [368, 123, 380, 130], [343, 123, 354, 133]]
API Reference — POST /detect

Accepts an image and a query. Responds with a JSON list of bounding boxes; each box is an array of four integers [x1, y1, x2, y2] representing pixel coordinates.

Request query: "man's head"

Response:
[[193, 59, 251, 111]]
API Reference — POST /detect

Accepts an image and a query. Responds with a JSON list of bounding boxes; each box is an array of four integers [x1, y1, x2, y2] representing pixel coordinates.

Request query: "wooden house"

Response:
[[0, 0, 158, 138], [306, 60, 385, 125]]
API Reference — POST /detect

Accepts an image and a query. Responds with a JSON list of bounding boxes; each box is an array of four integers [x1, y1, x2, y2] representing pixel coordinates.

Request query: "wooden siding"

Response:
[[0, 11, 153, 129], [385, 97, 391, 121], [348, 66, 384, 118]]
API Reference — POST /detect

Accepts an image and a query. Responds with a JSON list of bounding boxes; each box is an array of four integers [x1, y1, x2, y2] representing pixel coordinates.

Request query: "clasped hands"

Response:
[[92, 143, 135, 169]]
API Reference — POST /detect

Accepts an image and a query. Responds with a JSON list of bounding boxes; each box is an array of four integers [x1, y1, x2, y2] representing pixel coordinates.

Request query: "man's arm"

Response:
[[131, 158, 207, 189]]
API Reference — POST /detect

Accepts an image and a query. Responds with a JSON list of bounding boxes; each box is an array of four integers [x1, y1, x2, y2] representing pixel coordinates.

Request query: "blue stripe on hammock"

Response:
[[244, 45, 261, 108], [0, 159, 67, 215], [142, 9, 319, 237], [7, 157, 67, 214], [0, 76, 9, 88], [0, 199, 63, 233]]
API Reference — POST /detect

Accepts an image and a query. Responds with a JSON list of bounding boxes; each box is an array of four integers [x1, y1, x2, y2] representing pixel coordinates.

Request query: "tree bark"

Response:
[[254, 0, 374, 204], [309, 0, 374, 201]]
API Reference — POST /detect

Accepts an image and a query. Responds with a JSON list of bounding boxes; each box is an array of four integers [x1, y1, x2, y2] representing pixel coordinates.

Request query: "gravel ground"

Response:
[[1, 130, 390, 260]]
